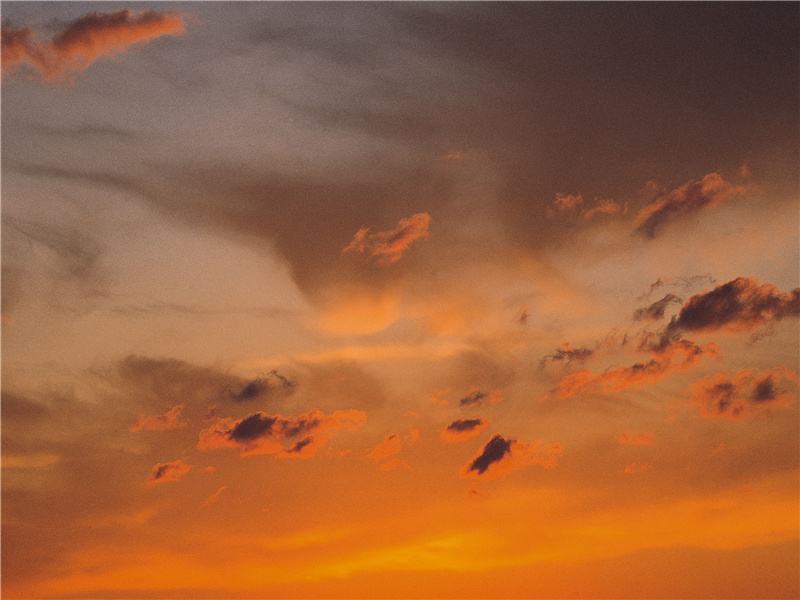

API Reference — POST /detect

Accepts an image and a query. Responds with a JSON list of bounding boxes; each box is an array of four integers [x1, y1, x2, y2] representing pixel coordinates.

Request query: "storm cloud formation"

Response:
[[1, 9, 187, 81]]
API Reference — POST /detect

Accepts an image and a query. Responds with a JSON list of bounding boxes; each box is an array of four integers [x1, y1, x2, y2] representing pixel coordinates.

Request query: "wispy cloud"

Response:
[[633, 293, 683, 322], [1, 9, 188, 82], [342, 213, 431, 264], [366, 434, 402, 463], [461, 434, 561, 481], [458, 388, 503, 409]]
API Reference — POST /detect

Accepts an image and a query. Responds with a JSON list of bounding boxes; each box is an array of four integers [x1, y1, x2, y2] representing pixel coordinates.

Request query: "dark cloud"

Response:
[[634, 172, 748, 238], [0, 391, 50, 422], [458, 389, 502, 408], [465, 434, 512, 475], [224, 371, 295, 403], [638, 274, 716, 300], [633, 293, 683, 322], [442, 418, 490, 442], [664, 277, 800, 339], [198, 409, 366, 456]]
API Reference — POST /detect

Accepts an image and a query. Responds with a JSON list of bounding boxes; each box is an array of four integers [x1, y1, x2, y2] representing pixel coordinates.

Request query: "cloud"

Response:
[[638, 274, 716, 300], [198, 409, 366, 457], [543, 339, 720, 400], [222, 371, 295, 403], [1, 9, 187, 81], [145, 459, 191, 486], [539, 343, 595, 368], [278, 435, 329, 459], [342, 213, 431, 264], [687, 367, 799, 421], [633, 293, 683, 322], [129, 405, 185, 432], [441, 418, 490, 442], [634, 172, 748, 238], [459, 388, 503, 408], [367, 434, 402, 463], [551, 193, 624, 220], [665, 277, 800, 337], [616, 431, 655, 445], [461, 434, 562, 481]]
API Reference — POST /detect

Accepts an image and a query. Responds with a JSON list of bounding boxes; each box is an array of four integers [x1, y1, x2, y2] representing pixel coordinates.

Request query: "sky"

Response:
[[1, 2, 798, 599]]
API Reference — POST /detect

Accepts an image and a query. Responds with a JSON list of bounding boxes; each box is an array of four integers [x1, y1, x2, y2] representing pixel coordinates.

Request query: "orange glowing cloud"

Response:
[[635, 171, 748, 238], [551, 193, 624, 220], [342, 213, 431, 264], [145, 459, 191, 486], [130, 404, 185, 432], [461, 434, 562, 481], [197, 409, 366, 457], [544, 339, 720, 400], [367, 434, 402, 463], [441, 418, 490, 442], [687, 367, 799, 421], [201, 486, 226, 507], [1, 9, 188, 82]]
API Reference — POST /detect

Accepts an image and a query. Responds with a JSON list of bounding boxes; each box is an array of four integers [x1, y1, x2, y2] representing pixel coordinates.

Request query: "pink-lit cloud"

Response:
[[145, 459, 191, 486], [687, 367, 799, 421], [460, 434, 562, 481], [1, 9, 187, 82], [130, 404, 185, 432], [342, 213, 431, 264]]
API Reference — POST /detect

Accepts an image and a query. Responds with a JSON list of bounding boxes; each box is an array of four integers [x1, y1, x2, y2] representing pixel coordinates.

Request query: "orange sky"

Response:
[[1, 3, 798, 599]]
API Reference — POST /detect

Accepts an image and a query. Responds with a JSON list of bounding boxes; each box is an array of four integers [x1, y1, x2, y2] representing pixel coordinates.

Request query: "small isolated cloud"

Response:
[[461, 434, 561, 481], [441, 418, 490, 442], [342, 213, 431, 264], [198, 409, 366, 457], [635, 172, 748, 238], [222, 370, 295, 403], [1, 9, 187, 82], [543, 339, 720, 401], [201, 486, 227, 507], [616, 431, 655, 445], [665, 277, 799, 337], [687, 367, 799, 421], [633, 293, 682, 322], [367, 434, 402, 463], [145, 459, 191, 486], [623, 461, 652, 474], [459, 388, 503, 409], [130, 404, 185, 432]]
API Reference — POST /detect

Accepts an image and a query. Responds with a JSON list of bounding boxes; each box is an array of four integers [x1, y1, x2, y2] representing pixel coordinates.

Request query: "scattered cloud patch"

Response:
[[367, 434, 402, 463], [539, 343, 595, 369], [222, 371, 295, 403], [634, 293, 682, 322], [459, 388, 503, 409], [201, 486, 226, 507]]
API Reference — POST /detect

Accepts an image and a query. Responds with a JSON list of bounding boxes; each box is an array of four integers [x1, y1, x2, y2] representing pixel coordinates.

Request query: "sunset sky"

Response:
[[1, 3, 799, 599]]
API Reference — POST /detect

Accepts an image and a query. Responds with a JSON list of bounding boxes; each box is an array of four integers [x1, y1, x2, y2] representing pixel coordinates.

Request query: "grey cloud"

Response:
[[633, 293, 682, 322], [465, 434, 512, 475]]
